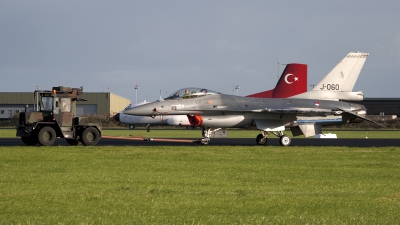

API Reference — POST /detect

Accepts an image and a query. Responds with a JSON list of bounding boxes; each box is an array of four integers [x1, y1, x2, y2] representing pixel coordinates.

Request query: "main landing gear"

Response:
[[200, 127, 291, 146], [200, 127, 228, 145], [256, 131, 291, 146]]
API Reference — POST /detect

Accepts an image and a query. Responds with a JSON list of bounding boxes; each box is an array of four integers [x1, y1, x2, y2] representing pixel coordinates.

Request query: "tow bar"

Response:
[[102, 135, 202, 143]]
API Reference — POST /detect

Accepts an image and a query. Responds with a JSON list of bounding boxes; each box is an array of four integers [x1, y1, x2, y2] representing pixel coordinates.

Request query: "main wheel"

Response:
[[256, 134, 267, 145], [129, 124, 135, 130], [279, 135, 291, 146], [21, 136, 38, 146], [38, 126, 57, 146], [81, 127, 101, 146]]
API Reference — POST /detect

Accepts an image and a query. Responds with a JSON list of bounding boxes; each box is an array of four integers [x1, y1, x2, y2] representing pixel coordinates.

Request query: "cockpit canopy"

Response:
[[164, 88, 221, 100]]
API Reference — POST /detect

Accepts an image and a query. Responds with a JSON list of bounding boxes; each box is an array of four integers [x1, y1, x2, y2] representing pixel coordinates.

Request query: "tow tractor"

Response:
[[16, 86, 102, 146]]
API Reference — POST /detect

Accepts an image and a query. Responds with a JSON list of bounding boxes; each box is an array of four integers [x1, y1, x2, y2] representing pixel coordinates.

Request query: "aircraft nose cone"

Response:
[[113, 113, 120, 122]]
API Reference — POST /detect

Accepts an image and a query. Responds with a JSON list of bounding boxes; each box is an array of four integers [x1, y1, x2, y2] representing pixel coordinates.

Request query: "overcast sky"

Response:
[[1, 1, 399, 104]]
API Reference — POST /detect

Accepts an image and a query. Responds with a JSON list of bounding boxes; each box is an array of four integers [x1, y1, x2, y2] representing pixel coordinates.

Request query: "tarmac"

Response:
[[1, 137, 399, 147]]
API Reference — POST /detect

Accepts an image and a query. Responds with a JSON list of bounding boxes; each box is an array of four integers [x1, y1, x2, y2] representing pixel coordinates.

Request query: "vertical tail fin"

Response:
[[313, 52, 369, 92], [246, 63, 307, 98]]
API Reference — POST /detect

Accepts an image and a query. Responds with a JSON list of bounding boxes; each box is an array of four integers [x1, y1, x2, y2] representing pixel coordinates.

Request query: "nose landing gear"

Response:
[[200, 127, 228, 145]]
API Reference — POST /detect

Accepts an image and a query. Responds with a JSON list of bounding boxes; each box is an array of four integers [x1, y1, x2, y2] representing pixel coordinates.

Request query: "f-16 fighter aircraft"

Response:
[[114, 63, 307, 129], [116, 51, 369, 132], [124, 87, 382, 146]]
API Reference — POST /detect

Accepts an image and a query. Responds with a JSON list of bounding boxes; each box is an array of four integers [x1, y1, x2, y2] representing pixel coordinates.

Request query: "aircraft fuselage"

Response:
[[125, 93, 366, 129]]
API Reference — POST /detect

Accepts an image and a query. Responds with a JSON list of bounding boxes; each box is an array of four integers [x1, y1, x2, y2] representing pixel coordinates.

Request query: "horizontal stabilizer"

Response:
[[338, 108, 386, 128]]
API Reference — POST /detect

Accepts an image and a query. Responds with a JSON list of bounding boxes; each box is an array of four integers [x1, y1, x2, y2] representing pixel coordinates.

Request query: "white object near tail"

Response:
[[314, 133, 337, 138]]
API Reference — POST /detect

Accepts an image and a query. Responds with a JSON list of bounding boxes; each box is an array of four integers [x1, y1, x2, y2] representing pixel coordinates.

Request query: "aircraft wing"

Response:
[[182, 106, 337, 115], [260, 107, 335, 114]]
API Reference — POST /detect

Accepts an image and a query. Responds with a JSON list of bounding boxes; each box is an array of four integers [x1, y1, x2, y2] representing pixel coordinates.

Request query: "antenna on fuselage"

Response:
[[159, 90, 164, 101], [277, 60, 280, 80]]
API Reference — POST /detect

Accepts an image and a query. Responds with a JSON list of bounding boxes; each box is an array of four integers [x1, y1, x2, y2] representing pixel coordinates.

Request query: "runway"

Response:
[[1, 137, 399, 147]]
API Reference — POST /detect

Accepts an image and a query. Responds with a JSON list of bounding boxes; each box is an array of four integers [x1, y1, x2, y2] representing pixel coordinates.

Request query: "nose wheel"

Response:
[[201, 138, 210, 145]]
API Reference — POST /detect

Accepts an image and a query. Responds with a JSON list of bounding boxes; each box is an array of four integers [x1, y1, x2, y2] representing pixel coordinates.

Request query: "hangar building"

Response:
[[353, 98, 400, 116], [0, 91, 131, 120]]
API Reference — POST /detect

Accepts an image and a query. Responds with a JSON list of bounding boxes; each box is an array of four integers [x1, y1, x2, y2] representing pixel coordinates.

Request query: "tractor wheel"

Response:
[[81, 127, 101, 146], [21, 135, 38, 146], [38, 126, 57, 146]]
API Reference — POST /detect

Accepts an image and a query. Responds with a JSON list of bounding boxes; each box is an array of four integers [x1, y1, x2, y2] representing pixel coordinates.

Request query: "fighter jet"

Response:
[[124, 87, 382, 146], [115, 51, 368, 131], [114, 63, 308, 129]]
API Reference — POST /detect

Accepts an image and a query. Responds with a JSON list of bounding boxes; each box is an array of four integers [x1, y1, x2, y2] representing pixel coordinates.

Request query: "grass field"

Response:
[[1, 145, 400, 224]]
